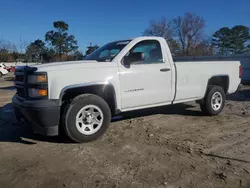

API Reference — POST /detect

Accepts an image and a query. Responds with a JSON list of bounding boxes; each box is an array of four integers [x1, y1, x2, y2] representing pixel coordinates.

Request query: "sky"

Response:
[[0, 0, 250, 53]]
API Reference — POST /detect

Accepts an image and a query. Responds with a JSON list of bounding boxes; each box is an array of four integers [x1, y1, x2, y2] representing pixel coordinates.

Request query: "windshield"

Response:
[[84, 40, 131, 62]]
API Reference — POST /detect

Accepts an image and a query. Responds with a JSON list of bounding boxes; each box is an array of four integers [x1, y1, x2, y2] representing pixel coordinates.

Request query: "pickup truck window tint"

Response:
[[84, 40, 131, 62], [130, 40, 163, 64]]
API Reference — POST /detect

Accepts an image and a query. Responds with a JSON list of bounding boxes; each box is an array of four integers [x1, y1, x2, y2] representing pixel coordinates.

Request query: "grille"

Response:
[[15, 75, 24, 82], [14, 70, 26, 98], [16, 87, 26, 98]]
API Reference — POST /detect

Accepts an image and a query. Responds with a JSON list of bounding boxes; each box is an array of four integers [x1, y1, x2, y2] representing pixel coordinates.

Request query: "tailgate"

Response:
[[241, 58, 250, 82]]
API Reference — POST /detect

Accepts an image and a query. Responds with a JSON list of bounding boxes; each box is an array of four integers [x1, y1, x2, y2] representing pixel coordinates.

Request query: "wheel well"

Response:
[[207, 76, 229, 94], [61, 84, 117, 115]]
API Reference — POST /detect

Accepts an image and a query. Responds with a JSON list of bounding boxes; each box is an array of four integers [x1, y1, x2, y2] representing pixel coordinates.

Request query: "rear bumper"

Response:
[[241, 80, 250, 86], [237, 84, 243, 92], [12, 95, 60, 136]]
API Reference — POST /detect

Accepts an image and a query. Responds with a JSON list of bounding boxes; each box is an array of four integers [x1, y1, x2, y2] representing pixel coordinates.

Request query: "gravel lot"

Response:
[[0, 76, 250, 188]]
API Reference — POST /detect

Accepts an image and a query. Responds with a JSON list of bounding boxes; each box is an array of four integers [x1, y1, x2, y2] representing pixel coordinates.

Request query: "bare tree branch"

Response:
[[172, 12, 205, 56], [143, 17, 181, 55], [143, 17, 173, 40], [19, 37, 29, 53]]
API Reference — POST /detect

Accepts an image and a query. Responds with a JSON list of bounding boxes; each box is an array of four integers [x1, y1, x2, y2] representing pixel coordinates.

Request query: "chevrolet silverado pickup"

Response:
[[12, 37, 241, 142]]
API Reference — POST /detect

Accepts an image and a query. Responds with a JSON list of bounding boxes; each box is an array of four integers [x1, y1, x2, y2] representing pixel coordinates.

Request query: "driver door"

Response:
[[118, 40, 172, 109]]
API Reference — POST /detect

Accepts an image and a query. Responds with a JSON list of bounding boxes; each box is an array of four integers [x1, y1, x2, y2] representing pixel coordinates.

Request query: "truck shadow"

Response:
[[0, 86, 16, 90], [227, 89, 250, 102], [0, 103, 203, 144], [112, 103, 203, 122], [0, 103, 72, 144], [3, 76, 15, 81]]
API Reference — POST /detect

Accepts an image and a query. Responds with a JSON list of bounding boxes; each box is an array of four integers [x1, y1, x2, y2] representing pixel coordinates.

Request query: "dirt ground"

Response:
[[0, 76, 250, 188]]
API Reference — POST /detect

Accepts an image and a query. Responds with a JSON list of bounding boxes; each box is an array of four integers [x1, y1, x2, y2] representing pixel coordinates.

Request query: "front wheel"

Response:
[[62, 94, 111, 143], [200, 86, 225, 116], [0, 72, 3, 77]]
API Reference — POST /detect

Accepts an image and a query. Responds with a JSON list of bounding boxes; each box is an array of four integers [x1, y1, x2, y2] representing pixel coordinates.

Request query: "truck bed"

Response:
[[173, 60, 241, 103], [174, 55, 250, 85]]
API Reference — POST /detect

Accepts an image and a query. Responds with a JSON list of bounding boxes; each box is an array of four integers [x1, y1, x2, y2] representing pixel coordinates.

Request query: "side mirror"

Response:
[[123, 52, 144, 67], [123, 56, 131, 66]]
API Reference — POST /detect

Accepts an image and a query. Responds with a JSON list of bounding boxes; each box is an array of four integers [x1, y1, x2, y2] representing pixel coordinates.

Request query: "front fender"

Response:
[[57, 82, 120, 113]]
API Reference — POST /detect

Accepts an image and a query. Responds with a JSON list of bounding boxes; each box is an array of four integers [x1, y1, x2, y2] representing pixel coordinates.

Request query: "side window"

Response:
[[129, 40, 163, 65]]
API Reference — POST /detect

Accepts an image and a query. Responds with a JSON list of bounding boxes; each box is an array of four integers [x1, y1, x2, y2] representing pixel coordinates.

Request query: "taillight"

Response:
[[239, 65, 243, 78]]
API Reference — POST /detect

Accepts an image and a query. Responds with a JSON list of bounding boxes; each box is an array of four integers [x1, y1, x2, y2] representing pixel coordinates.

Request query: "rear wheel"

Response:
[[62, 94, 111, 143], [200, 86, 225, 116], [0, 72, 3, 77]]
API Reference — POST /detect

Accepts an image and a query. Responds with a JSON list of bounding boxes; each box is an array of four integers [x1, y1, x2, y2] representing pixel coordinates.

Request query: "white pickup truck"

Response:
[[12, 37, 241, 142]]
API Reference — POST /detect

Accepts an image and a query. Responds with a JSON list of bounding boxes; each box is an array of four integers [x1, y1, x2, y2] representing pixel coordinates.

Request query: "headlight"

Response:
[[27, 73, 48, 98], [28, 88, 48, 97], [28, 74, 47, 84]]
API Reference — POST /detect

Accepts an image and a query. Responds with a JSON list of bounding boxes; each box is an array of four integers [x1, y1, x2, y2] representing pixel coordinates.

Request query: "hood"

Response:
[[32, 60, 116, 72]]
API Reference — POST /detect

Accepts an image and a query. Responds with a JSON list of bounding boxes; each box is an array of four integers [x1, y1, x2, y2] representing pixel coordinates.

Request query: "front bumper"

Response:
[[12, 95, 60, 136]]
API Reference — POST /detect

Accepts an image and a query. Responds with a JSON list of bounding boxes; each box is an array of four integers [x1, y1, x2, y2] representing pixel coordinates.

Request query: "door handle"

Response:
[[160, 68, 170, 72]]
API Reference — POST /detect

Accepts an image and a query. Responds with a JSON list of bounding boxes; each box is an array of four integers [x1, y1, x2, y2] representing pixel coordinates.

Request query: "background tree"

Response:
[[26, 39, 47, 62], [212, 25, 250, 55], [85, 43, 99, 56], [43, 48, 56, 63], [0, 39, 11, 51], [212, 27, 234, 55], [19, 37, 28, 54], [143, 17, 172, 40], [45, 21, 78, 61], [230, 25, 250, 53], [143, 17, 181, 55], [0, 39, 9, 62], [191, 37, 214, 56], [247, 44, 250, 52], [172, 12, 205, 56], [73, 51, 84, 60], [0, 49, 9, 62], [0, 39, 21, 62], [167, 39, 181, 56]]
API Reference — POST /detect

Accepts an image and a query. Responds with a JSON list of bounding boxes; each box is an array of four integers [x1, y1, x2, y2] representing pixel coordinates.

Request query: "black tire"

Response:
[[200, 86, 225, 116], [62, 94, 111, 143], [0, 72, 3, 77]]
